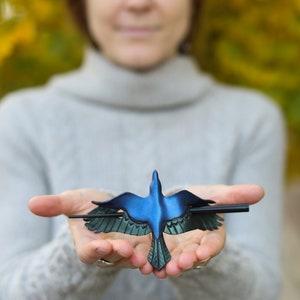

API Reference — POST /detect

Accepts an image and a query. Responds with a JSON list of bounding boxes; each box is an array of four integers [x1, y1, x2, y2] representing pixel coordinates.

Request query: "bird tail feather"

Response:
[[147, 235, 171, 270]]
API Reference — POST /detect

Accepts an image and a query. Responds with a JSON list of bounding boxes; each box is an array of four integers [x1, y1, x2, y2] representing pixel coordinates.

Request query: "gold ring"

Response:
[[193, 259, 210, 269], [96, 258, 115, 267]]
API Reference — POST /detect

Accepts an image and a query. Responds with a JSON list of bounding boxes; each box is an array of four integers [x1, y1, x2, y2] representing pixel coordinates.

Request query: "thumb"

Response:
[[28, 189, 109, 217], [187, 184, 265, 206]]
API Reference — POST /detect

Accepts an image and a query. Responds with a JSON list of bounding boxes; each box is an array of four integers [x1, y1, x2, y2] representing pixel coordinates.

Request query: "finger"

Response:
[[195, 226, 226, 261], [29, 195, 64, 217], [93, 239, 148, 269], [130, 238, 151, 268], [29, 189, 109, 217], [153, 267, 168, 279], [165, 260, 181, 277], [187, 184, 264, 206], [99, 252, 148, 270], [99, 239, 134, 263], [79, 238, 134, 265], [78, 239, 113, 264], [139, 261, 153, 275], [166, 244, 198, 276], [167, 240, 198, 269], [177, 250, 198, 270], [129, 251, 148, 268]]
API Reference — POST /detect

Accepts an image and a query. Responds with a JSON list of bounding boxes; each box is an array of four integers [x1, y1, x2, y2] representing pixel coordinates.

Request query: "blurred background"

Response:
[[0, 0, 299, 298]]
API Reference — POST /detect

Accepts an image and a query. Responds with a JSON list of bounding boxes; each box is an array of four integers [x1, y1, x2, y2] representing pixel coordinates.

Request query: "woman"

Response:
[[0, 0, 285, 299]]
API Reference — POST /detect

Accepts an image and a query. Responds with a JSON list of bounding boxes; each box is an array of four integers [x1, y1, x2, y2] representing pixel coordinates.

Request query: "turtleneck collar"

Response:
[[51, 48, 213, 110]]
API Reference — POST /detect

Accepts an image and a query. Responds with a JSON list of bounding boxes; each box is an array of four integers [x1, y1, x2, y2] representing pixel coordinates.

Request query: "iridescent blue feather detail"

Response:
[[84, 170, 223, 270]]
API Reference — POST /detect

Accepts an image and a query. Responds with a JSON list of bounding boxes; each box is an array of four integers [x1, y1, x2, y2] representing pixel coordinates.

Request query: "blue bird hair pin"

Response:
[[69, 170, 249, 270]]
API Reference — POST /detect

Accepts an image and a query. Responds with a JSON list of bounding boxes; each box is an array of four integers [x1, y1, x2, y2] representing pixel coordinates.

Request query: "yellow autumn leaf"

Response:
[[14, 18, 36, 45], [30, 0, 56, 23], [0, 18, 36, 63], [0, 35, 15, 62]]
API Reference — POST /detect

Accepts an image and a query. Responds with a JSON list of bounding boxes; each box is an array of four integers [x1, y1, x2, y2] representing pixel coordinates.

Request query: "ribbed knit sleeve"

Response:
[[0, 224, 118, 300], [170, 236, 279, 300], [169, 93, 285, 300], [0, 96, 119, 300]]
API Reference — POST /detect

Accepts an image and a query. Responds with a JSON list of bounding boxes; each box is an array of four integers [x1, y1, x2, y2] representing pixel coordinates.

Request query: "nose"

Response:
[[124, 0, 152, 11]]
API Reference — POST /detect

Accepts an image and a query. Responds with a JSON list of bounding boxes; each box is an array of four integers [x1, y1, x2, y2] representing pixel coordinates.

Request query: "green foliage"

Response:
[[0, 0, 83, 93], [0, 0, 299, 176], [192, 0, 300, 177]]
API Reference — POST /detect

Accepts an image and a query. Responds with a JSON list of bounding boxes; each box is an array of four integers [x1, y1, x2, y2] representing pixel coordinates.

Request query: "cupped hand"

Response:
[[28, 184, 264, 278], [145, 184, 264, 278], [28, 189, 151, 269]]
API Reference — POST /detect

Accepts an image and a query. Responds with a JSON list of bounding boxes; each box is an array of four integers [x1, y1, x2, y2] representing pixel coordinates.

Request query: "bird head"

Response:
[[149, 170, 162, 195]]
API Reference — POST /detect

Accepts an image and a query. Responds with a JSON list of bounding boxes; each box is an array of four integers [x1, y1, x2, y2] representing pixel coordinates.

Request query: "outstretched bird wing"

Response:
[[169, 190, 215, 207], [164, 211, 223, 234], [163, 189, 222, 233], [85, 206, 151, 236]]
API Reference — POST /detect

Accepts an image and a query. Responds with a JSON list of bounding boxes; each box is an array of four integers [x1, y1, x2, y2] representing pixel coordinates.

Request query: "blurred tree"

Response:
[[192, 0, 300, 177], [0, 0, 83, 93], [0, 0, 300, 176]]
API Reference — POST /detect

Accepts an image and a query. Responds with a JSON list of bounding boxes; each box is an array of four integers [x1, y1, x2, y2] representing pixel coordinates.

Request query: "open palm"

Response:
[[29, 189, 152, 269], [29, 184, 263, 278]]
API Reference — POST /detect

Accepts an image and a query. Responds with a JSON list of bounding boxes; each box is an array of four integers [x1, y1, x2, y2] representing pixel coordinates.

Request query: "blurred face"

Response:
[[86, 0, 192, 70]]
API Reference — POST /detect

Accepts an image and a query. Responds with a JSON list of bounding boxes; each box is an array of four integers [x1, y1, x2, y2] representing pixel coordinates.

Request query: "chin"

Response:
[[112, 49, 172, 71], [120, 57, 169, 72]]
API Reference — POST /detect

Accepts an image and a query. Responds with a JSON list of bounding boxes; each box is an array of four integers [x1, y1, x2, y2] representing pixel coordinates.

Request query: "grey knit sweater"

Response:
[[0, 49, 285, 299]]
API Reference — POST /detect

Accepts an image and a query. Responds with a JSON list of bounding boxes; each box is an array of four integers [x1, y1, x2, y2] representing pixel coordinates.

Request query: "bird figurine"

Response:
[[70, 170, 249, 270]]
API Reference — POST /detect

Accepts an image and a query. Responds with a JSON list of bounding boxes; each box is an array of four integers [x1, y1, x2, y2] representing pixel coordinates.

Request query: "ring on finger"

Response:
[[193, 259, 210, 269], [95, 258, 116, 267]]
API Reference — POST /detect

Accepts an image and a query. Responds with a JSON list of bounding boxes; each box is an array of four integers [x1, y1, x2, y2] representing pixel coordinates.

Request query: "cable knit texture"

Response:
[[0, 49, 285, 299]]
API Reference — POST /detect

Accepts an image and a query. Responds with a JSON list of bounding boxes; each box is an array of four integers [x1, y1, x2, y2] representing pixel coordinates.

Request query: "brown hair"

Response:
[[65, 0, 203, 54]]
